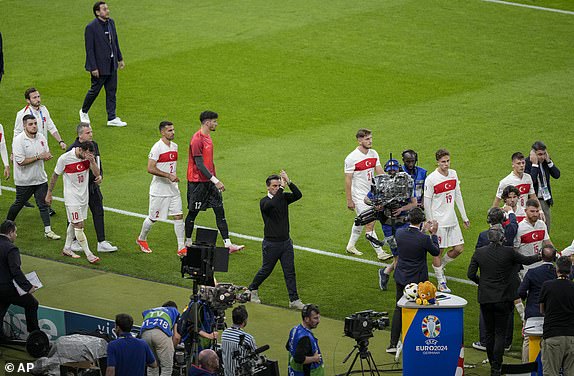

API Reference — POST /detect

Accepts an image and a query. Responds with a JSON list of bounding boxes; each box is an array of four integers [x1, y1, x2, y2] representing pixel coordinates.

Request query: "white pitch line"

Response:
[[1, 186, 475, 286], [481, 0, 574, 15]]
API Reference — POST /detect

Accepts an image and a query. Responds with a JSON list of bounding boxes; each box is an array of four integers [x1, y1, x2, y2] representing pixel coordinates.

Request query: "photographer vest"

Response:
[[287, 324, 324, 376], [140, 306, 179, 337]]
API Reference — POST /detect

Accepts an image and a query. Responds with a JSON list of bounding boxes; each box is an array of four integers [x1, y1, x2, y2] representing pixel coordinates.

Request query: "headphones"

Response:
[[402, 149, 418, 163], [302, 304, 319, 319]]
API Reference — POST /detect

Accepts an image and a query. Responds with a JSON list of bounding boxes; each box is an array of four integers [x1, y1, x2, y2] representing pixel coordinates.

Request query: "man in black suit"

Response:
[[387, 207, 440, 353], [518, 245, 556, 361], [467, 225, 541, 376], [0, 220, 40, 337], [525, 141, 560, 232], [80, 1, 127, 127]]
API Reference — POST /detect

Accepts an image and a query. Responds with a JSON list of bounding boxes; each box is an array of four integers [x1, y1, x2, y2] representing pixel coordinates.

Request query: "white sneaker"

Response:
[[289, 299, 305, 310], [438, 281, 451, 293], [45, 230, 61, 240], [345, 246, 363, 255], [377, 251, 393, 261], [98, 241, 118, 253], [250, 290, 261, 304], [71, 240, 82, 252], [79, 110, 90, 124], [107, 117, 127, 127]]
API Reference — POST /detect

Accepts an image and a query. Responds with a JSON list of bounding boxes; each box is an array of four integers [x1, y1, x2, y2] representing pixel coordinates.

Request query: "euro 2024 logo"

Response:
[[421, 315, 441, 339]]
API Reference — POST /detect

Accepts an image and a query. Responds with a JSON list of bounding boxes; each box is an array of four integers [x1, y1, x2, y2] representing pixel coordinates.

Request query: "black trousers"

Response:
[[0, 286, 39, 334], [7, 184, 50, 227], [81, 70, 118, 120], [479, 308, 514, 347], [390, 282, 405, 346], [481, 301, 514, 374], [89, 185, 105, 242], [248, 238, 299, 301]]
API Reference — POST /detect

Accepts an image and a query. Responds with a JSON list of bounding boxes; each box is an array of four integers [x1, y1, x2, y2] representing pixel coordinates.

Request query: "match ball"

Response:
[[403, 283, 418, 301]]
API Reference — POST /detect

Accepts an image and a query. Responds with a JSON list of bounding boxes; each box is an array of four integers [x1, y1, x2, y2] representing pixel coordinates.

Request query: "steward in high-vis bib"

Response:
[[286, 304, 325, 376]]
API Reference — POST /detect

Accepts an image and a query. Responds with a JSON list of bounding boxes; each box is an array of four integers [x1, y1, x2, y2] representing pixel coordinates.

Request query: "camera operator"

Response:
[[387, 208, 440, 353], [221, 305, 256, 376], [188, 349, 219, 376], [178, 294, 218, 354], [286, 304, 324, 376], [370, 158, 418, 291], [140, 301, 181, 376]]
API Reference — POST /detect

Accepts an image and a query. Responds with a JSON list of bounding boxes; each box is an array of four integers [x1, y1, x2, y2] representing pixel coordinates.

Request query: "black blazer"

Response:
[[518, 262, 556, 320], [0, 235, 32, 291], [468, 243, 540, 304], [525, 158, 560, 205], [84, 18, 123, 75], [394, 226, 440, 286]]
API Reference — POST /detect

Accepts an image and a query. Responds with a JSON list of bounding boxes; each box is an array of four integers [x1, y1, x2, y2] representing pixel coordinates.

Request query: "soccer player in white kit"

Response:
[[424, 149, 470, 292], [136, 121, 186, 256], [344, 128, 391, 260], [493, 152, 540, 223], [514, 199, 553, 278], [46, 142, 101, 263], [0, 123, 10, 186]]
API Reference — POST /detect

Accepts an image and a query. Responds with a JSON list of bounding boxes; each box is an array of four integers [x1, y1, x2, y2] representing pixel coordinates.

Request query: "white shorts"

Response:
[[149, 195, 183, 220], [353, 200, 371, 216], [436, 224, 464, 249], [66, 205, 88, 224]]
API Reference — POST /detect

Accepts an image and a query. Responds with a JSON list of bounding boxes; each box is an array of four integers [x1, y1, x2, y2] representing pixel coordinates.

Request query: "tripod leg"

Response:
[[345, 351, 361, 376], [366, 351, 381, 376]]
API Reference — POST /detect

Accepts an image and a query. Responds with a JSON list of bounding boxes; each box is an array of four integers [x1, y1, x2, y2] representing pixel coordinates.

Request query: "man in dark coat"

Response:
[[467, 225, 541, 376], [80, 1, 127, 127]]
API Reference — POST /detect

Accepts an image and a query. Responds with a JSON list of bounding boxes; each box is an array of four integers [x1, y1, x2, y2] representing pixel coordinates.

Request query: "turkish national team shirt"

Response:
[[14, 105, 58, 140], [0, 124, 8, 194], [149, 139, 179, 196], [514, 219, 549, 270], [54, 149, 90, 206], [12, 132, 49, 186], [187, 130, 215, 183], [424, 169, 468, 228], [496, 172, 534, 221], [344, 148, 381, 202]]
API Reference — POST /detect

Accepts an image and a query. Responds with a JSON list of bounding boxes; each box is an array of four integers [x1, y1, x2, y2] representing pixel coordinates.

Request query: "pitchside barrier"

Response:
[[2, 305, 140, 341]]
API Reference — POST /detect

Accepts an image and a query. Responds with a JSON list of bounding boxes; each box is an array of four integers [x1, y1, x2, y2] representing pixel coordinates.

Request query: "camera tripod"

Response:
[[341, 338, 382, 375]]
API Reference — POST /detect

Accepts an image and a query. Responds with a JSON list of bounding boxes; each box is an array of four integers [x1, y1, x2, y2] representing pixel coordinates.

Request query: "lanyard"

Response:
[[29, 107, 45, 127]]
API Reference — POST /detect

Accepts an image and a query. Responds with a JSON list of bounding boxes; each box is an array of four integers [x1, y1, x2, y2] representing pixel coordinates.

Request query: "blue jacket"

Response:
[[394, 226, 440, 286], [475, 213, 518, 248], [84, 17, 123, 75], [525, 158, 560, 206], [518, 262, 556, 320]]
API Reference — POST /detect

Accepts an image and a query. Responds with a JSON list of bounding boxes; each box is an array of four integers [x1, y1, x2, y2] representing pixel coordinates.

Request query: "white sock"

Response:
[[139, 217, 154, 241], [174, 220, 185, 250], [367, 231, 383, 253], [347, 225, 363, 248], [432, 265, 445, 284], [185, 237, 193, 247], [442, 254, 455, 267], [75, 228, 94, 258], [64, 223, 75, 249], [44, 226, 52, 233], [224, 239, 232, 247]]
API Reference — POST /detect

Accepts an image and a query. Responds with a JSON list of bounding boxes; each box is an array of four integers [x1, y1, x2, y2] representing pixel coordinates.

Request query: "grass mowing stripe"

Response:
[[0, 186, 476, 287], [481, 0, 574, 14]]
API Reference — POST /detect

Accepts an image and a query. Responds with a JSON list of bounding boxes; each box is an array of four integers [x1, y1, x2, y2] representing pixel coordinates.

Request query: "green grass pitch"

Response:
[[0, 0, 573, 359]]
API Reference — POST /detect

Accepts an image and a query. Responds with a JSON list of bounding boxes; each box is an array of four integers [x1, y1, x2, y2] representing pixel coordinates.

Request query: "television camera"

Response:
[[344, 310, 390, 341], [234, 340, 279, 376]]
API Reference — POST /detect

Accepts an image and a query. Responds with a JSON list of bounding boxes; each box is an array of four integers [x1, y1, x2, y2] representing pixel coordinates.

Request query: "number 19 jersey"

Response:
[[424, 169, 468, 228], [54, 149, 90, 206], [149, 139, 179, 197]]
